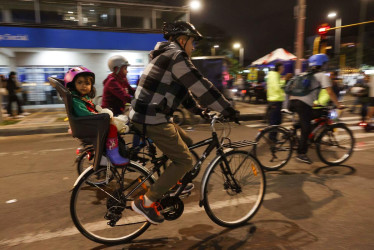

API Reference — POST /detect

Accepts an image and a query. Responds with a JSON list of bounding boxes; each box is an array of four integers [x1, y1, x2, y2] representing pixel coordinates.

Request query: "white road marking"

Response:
[[1, 147, 76, 156], [354, 140, 374, 151], [5, 199, 17, 204], [0, 192, 279, 247]]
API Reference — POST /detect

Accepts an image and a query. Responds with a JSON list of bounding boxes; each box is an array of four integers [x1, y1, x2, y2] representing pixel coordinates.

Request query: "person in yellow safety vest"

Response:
[[266, 62, 285, 128], [312, 88, 330, 119]]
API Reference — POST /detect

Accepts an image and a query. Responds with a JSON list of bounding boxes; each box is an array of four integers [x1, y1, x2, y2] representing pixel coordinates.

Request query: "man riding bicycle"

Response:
[[289, 54, 343, 164], [129, 20, 238, 224]]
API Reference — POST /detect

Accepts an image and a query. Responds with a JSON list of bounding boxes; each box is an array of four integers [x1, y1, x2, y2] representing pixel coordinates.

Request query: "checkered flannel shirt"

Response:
[[130, 42, 232, 124]]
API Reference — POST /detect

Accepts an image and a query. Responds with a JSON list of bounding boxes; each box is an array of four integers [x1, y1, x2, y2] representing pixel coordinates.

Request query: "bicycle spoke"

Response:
[[203, 151, 265, 227], [71, 164, 153, 244], [317, 125, 354, 165], [255, 127, 292, 170]]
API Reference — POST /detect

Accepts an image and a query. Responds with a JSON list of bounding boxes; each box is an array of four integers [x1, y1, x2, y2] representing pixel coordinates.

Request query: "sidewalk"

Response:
[[0, 102, 268, 137]]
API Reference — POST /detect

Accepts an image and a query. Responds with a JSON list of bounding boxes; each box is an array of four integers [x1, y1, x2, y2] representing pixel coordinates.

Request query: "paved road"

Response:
[[1, 115, 374, 249]]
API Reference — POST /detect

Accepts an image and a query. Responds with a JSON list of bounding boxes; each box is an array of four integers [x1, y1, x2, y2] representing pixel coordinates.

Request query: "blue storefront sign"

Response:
[[0, 26, 163, 50]]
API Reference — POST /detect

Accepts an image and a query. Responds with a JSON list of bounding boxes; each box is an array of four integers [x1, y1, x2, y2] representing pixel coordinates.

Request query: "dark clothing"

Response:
[[7, 94, 23, 115], [268, 101, 283, 141], [6, 78, 19, 95], [130, 41, 232, 125], [102, 73, 135, 116], [289, 99, 313, 154], [268, 101, 282, 125], [6, 78, 23, 115]]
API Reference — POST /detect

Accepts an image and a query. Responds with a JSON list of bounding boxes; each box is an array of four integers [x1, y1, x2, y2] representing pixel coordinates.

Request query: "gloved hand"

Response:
[[197, 107, 211, 120], [223, 107, 240, 123]]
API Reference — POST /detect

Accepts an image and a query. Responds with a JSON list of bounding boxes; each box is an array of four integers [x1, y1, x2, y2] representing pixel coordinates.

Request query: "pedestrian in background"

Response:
[[364, 74, 374, 131], [349, 71, 365, 113], [5, 71, 30, 118], [355, 73, 371, 126], [330, 71, 343, 100], [266, 62, 285, 133]]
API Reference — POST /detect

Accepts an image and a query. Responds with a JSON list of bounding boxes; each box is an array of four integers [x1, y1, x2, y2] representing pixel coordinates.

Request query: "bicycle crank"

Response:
[[159, 196, 184, 221]]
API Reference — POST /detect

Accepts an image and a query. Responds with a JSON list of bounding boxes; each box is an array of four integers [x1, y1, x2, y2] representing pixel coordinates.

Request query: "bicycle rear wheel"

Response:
[[77, 148, 108, 175], [201, 150, 266, 227], [70, 163, 155, 245], [254, 125, 293, 171], [316, 123, 355, 165]]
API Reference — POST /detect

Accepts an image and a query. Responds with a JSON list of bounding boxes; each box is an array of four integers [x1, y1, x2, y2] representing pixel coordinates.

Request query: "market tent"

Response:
[[250, 48, 297, 66], [251, 54, 269, 66]]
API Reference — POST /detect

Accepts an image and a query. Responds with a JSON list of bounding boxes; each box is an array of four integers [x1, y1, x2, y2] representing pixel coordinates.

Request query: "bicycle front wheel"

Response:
[[316, 123, 355, 165], [254, 125, 293, 171], [202, 150, 266, 227], [70, 163, 155, 245]]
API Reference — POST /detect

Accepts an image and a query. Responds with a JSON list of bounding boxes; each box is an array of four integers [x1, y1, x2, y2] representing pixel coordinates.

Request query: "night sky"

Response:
[[191, 0, 374, 63]]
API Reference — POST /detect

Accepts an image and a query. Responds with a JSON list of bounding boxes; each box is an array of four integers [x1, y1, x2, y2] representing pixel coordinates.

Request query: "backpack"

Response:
[[285, 72, 319, 96]]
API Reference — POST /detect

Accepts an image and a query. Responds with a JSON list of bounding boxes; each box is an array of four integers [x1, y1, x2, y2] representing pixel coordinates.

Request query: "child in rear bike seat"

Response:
[[64, 66, 129, 166]]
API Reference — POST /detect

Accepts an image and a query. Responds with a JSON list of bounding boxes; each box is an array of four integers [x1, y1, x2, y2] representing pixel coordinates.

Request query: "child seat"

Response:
[[48, 77, 110, 171]]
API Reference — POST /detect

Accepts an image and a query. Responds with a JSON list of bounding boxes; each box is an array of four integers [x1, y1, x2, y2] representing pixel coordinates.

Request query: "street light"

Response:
[[185, 0, 202, 22], [190, 0, 202, 11], [328, 11, 342, 56], [233, 43, 241, 49], [233, 43, 244, 66]]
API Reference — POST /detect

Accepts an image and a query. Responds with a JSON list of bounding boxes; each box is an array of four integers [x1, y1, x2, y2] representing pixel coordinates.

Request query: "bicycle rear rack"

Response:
[[222, 140, 256, 149]]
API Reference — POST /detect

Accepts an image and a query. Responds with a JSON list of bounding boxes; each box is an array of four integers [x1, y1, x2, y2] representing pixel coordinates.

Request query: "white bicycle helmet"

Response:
[[108, 55, 130, 74]]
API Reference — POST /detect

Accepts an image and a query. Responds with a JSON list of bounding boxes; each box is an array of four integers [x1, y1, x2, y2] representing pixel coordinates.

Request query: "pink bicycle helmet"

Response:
[[64, 66, 95, 88]]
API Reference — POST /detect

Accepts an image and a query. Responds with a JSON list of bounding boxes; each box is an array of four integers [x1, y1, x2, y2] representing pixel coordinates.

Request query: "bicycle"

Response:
[[75, 125, 200, 179], [70, 114, 266, 245], [253, 106, 355, 170]]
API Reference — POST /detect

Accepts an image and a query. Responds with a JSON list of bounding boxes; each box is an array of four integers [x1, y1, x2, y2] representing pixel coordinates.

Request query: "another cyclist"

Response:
[[130, 21, 238, 224], [289, 54, 343, 164], [102, 55, 135, 116]]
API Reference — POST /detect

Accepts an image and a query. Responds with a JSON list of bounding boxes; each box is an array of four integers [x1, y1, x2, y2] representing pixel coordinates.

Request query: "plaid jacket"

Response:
[[129, 41, 232, 124]]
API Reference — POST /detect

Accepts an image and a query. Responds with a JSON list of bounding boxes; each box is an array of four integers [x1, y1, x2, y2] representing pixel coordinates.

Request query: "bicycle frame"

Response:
[[124, 116, 227, 201], [125, 117, 248, 207], [289, 108, 334, 142]]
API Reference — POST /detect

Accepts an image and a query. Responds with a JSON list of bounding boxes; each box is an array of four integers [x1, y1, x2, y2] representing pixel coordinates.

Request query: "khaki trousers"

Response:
[[132, 122, 193, 201]]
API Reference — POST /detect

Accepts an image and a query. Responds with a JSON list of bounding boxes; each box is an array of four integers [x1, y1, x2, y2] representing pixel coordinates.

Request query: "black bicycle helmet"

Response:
[[162, 20, 203, 41]]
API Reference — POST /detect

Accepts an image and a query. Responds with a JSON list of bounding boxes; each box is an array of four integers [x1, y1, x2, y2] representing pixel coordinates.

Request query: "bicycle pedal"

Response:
[[179, 192, 191, 199]]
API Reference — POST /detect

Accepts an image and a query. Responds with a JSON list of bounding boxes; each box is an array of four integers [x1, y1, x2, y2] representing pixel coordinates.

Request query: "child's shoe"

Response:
[[106, 124, 129, 166]]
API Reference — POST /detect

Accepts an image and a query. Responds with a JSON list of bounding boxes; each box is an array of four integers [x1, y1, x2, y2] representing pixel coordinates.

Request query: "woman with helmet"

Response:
[[289, 54, 343, 164], [64, 66, 129, 166], [130, 20, 238, 224], [102, 55, 135, 116]]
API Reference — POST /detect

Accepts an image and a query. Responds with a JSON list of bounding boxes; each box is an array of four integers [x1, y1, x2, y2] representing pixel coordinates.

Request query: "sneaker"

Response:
[[168, 182, 194, 196], [131, 195, 164, 224], [296, 154, 312, 164], [15, 115, 25, 119], [281, 109, 293, 115], [21, 112, 31, 116]]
